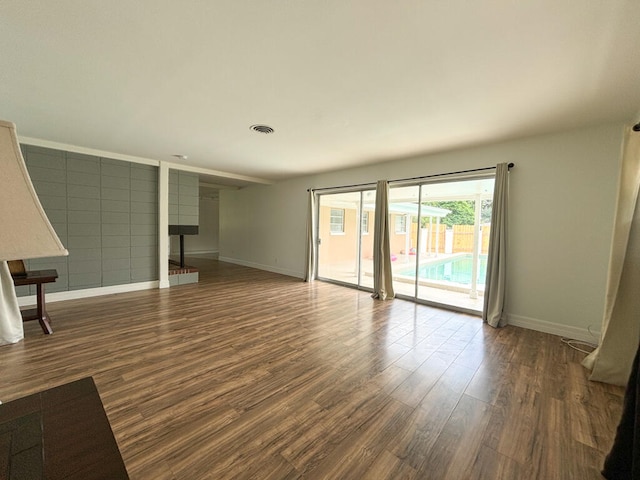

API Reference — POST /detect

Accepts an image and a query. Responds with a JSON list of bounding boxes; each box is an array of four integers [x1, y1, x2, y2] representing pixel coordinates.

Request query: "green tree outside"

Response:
[[421, 200, 493, 227]]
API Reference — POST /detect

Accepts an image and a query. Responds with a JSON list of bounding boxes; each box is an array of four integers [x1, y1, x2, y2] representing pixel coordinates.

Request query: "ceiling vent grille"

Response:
[[250, 124, 274, 134]]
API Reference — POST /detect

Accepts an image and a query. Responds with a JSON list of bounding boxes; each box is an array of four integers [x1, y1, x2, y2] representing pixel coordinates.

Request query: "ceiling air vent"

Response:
[[250, 124, 274, 134]]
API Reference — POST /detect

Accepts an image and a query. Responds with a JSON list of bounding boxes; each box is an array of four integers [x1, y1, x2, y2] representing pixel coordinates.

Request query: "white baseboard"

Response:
[[507, 313, 600, 344], [218, 256, 303, 279], [17, 281, 159, 307], [22, 263, 598, 345], [170, 250, 219, 256], [216, 259, 601, 344]]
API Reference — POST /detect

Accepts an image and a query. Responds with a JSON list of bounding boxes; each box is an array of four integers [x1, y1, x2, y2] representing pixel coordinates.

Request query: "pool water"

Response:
[[398, 254, 487, 285]]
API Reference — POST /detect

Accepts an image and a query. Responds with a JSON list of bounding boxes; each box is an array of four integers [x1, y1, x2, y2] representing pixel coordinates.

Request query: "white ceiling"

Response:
[[1, 1, 639, 185]]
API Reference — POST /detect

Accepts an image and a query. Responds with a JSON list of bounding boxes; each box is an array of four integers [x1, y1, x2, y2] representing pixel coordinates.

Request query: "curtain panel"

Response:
[[0, 260, 23, 345], [483, 163, 510, 327], [601, 342, 640, 479], [583, 126, 640, 386], [304, 189, 316, 282], [372, 180, 394, 300]]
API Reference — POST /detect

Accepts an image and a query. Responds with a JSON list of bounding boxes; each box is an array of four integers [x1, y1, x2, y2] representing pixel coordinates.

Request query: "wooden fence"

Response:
[[452, 224, 490, 254], [410, 223, 447, 254], [407, 224, 491, 255]]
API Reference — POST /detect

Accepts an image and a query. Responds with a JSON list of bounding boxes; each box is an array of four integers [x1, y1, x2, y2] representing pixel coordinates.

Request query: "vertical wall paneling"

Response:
[[168, 169, 199, 286], [178, 171, 199, 226], [67, 152, 102, 290], [23, 146, 69, 293], [16, 145, 159, 296], [168, 169, 179, 226], [168, 170, 199, 226], [101, 158, 131, 286], [130, 164, 158, 282]]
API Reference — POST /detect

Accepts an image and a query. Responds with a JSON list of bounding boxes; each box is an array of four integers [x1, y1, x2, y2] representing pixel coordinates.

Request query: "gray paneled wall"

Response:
[[130, 163, 158, 282], [169, 170, 199, 226], [15, 145, 159, 297], [101, 158, 131, 287], [17, 146, 69, 295], [67, 152, 101, 290]]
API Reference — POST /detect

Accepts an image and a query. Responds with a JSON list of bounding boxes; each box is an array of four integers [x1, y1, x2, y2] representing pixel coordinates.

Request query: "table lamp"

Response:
[[0, 120, 68, 345]]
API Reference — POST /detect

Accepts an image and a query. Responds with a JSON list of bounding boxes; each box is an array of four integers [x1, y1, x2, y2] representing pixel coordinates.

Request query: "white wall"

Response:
[[172, 195, 219, 256], [219, 123, 625, 339]]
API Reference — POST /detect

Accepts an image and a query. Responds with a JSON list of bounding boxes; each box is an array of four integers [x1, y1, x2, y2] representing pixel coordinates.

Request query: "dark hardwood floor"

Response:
[[0, 259, 624, 479]]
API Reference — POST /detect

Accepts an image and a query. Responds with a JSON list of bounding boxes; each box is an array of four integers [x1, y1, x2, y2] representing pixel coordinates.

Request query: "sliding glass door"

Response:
[[315, 175, 494, 312], [387, 185, 420, 297], [316, 189, 376, 289], [390, 177, 494, 312]]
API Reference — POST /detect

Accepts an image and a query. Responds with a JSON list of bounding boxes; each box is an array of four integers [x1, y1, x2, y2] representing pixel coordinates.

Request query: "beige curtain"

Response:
[[304, 189, 316, 282], [483, 163, 509, 327], [372, 180, 394, 300], [0, 261, 22, 345], [583, 126, 640, 386]]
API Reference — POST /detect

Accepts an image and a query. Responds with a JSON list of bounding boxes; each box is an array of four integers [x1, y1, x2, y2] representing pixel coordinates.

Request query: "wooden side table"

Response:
[[12, 269, 58, 334]]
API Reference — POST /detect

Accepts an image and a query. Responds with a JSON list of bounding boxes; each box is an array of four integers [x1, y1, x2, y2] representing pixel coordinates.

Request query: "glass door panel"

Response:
[[317, 189, 376, 289], [388, 185, 420, 298], [416, 177, 494, 311], [358, 190, 376, 289], [317, 191, 361, 286]]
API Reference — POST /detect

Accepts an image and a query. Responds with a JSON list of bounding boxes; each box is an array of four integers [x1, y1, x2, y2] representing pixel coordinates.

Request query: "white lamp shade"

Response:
[[0, 120, 68, 261]]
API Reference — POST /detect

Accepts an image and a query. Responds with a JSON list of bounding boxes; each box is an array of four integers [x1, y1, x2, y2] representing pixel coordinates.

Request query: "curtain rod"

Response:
[[308, 162, 514, 193]]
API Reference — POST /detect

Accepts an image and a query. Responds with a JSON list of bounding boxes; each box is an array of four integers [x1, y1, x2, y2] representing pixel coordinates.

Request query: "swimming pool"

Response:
[[397, 254, 487, 285]]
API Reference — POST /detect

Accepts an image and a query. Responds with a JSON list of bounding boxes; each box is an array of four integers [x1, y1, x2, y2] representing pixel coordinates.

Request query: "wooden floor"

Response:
[[1, 259, 624, 479]]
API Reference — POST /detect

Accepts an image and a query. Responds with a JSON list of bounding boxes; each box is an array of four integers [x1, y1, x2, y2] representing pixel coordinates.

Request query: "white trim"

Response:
[[199, 181, 240, 190], [507, 313, 600, 344], [158, 162, 170, 289], [164, 161, 273, 185], [218, 256, 303, 279], [17, 281, 159, 307], [19, 136, 159, 166], [18, 136, 273, 186], [177, 250, 219, 256], [162, 254, 602, 344]]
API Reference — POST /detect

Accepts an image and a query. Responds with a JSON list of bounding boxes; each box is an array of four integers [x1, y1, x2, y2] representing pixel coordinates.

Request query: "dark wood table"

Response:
[[12, 269, 58, 334], [0, 377, 129, 479]]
